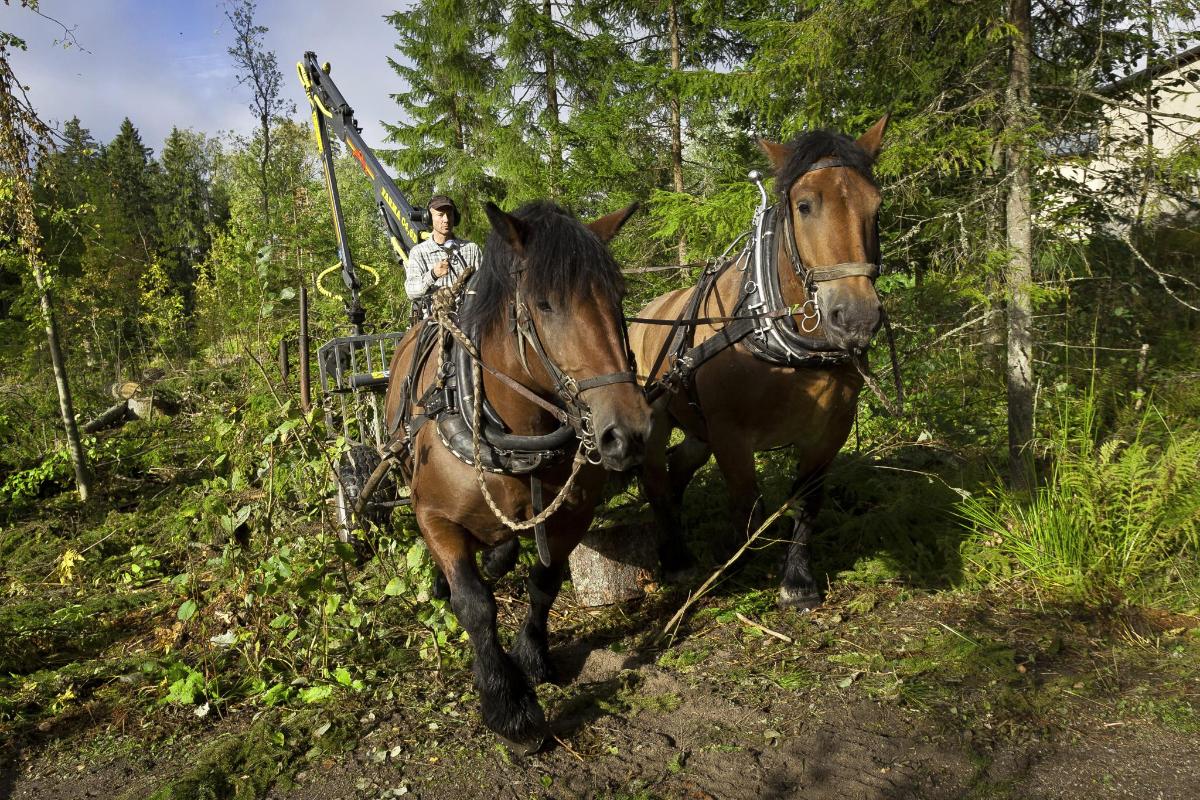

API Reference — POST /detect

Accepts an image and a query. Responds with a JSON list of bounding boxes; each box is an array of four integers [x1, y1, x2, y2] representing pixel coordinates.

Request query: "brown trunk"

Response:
[[669, 0, 686, 268], [1005, 0, 1034, 490], [543, 0, 562, 197], [1135, 2, 1155, 225], [299, 284, 311, 414], [32, 262, 93, 500]]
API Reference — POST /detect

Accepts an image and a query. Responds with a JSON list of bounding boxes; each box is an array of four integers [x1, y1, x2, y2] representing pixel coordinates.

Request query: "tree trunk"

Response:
[[1, 55, 94, 501], [543, 0, 562, 198], [32, 263, 93, 500], [568, 522, 657, 607], [1005, 0, 1034, 491], [260, 111, 271, 228], [669, 0, 687, 269]]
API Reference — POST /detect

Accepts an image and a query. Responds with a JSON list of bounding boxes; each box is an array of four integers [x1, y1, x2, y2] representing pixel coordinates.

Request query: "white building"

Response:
[[1049, 45, 1200, 236]]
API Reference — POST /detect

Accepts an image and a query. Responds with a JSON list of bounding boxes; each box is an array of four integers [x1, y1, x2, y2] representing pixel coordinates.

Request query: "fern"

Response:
[[961, 401, 1200, 604]]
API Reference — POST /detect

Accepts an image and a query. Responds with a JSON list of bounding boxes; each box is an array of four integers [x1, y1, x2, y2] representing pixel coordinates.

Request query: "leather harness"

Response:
[[631, 158, 881, 403]]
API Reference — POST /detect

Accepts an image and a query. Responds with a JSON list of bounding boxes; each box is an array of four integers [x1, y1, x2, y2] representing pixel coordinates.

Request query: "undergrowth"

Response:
[[961, 390, 1200, 609]]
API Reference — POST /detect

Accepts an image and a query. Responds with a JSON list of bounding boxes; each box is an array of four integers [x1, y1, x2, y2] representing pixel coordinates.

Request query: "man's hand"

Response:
[[432, 258, 450, 278]]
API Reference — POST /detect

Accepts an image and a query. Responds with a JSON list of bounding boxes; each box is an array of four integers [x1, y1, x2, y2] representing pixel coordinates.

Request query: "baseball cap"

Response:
[[429, 195, 456, 211]]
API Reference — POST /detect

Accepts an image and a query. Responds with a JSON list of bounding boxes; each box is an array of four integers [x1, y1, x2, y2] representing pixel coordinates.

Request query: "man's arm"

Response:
[[404, 243, 438, 299]]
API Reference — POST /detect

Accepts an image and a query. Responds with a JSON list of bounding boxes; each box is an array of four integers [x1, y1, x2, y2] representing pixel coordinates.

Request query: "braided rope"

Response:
[[426, 267, 589, 532]]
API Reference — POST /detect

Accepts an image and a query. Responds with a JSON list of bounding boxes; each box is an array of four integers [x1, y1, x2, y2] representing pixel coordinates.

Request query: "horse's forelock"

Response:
[[774, 130, 877, 198]]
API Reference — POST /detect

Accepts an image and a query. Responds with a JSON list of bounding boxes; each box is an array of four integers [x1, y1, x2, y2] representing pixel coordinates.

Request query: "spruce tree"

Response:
[[156, 127, 218, 310], [383, 0, 503, 238]]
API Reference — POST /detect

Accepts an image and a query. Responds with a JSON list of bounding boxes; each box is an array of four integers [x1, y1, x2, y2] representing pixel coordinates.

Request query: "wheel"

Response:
[[334, 444, 396, 542]]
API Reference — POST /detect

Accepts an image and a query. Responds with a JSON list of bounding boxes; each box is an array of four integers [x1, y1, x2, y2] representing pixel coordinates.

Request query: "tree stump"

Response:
[[568, 522, 657, 607]]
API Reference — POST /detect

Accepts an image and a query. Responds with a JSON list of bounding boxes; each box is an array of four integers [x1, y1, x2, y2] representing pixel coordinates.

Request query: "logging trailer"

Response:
[[295, 52, 427, 542]]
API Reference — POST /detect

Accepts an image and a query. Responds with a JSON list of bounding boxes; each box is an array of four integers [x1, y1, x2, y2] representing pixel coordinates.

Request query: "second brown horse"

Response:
[[630, 116, 889, 610]]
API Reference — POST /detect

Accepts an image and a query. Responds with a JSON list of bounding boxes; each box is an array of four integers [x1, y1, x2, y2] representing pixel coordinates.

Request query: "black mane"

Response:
[[460, 201, 626, 338], [774, 129, 876, 197]]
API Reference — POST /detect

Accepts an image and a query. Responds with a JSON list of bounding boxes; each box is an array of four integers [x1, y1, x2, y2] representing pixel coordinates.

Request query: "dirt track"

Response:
[[6, 585, 1200, 799]]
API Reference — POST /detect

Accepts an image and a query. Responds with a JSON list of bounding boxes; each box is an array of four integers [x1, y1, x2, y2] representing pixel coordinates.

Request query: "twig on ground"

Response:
[[734, 612, 793, 643], [656, 492, 801, 646], [552, 734, 585, 762]]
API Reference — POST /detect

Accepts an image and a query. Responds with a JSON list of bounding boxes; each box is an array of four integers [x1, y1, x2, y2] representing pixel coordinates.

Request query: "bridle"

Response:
[[506, 276, 637, 465], [763, 158, 882, 339]]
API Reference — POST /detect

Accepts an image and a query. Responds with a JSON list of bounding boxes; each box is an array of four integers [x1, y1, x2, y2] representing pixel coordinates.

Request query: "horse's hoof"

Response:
[[778, 586, 822, 611], [498, 731, 548, 758]]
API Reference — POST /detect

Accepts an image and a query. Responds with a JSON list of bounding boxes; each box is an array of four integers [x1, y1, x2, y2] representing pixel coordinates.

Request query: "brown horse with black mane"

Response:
[[383, 201, 649, 751], [630, 116, 889, 609]]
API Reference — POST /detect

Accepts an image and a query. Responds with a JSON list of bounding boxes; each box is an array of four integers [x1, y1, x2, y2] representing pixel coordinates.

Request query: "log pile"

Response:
[[83, 377, 178, 433]]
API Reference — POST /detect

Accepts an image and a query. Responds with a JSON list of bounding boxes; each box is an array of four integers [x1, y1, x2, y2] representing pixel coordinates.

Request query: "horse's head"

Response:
[[466, 201, 650, 472], [760, 115, 889, 354]]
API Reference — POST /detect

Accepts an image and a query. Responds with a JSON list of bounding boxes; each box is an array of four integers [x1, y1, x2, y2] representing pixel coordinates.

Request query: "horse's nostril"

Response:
[[599, 424, 626, 455], [599, 424, 645, 461]]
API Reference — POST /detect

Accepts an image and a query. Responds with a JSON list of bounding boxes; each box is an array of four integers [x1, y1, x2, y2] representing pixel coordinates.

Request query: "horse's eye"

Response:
[[796, 200, 812, 215], [536, 300, 553, 313]]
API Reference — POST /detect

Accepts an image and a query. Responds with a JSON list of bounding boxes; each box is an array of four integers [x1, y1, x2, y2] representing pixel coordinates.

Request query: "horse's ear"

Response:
[[759, 139, 791, 172], [856, 113, 890, 162], [587, 202, 639, 242], [484, 201, 528, 255]]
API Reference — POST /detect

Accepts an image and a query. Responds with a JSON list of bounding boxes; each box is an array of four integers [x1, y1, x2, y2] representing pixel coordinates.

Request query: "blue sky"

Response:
[[5, 1, 407, 154]]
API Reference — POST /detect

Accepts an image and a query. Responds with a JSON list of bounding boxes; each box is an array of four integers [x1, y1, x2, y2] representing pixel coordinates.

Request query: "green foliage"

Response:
[[961, 394, 1200, 606]]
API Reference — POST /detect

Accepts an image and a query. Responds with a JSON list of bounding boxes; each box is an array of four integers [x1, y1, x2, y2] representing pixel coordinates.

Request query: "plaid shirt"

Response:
[[404, 237, 482, 300]]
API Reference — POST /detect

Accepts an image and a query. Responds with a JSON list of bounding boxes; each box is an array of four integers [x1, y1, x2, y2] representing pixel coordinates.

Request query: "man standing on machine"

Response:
[[404, 195, 482, 321]]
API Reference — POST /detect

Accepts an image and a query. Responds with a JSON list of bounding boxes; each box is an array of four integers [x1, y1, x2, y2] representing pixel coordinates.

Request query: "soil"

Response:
[[5, 583, 1200, 800]]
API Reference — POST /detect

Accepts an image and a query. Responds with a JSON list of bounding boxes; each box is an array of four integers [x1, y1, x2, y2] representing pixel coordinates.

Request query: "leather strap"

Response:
[[531, 476, 551, 567], [806, 262, 880, 283]]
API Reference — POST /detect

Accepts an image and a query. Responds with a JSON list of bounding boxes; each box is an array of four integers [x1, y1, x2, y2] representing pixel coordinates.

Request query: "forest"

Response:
[[2, 0, 1200, 797]]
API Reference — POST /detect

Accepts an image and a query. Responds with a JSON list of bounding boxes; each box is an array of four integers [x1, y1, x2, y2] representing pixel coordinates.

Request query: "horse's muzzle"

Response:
[[828, 302, 883, 353], [597, 421, 646, 472]]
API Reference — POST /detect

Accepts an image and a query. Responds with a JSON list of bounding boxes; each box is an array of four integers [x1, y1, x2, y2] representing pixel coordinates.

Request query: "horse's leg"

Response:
[[482, 538, 520, 580], [642, 408, 695, 578], [668, 434, 711, 503], [779, 471, 826, 610], [428, 521, 547, 751], [510, 521, 587, 685], [710, 434, 765, 556], [430, 538, 519, 599], [431, 568, 450, 600]]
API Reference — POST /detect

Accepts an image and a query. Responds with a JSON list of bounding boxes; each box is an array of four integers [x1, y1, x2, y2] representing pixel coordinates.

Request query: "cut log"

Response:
[[85, 389, 178, 432], [568, 522, 657, 607], [83, 401, 132, 433]]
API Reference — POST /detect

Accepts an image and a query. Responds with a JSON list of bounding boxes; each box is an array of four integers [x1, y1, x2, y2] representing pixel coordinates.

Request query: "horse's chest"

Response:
[[693, 347, 860, 451]]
